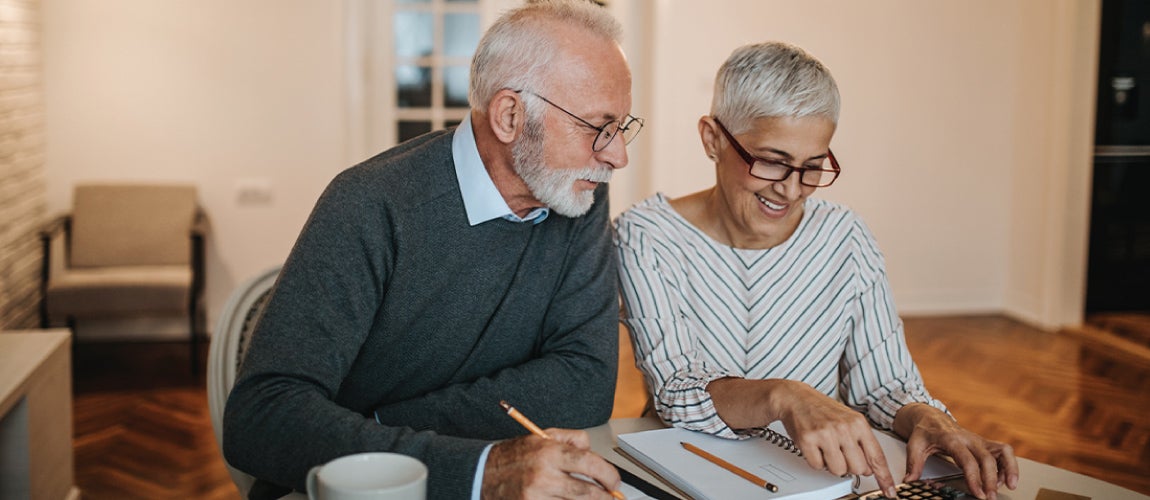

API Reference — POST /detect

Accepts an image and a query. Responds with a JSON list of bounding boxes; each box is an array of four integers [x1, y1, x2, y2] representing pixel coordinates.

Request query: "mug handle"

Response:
[[306, 465, 322, 500]]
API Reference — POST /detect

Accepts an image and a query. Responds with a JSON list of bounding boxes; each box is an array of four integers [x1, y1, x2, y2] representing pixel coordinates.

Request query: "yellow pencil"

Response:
[[681, 441, 779, 492], [501, 400, 549, 437], [499, 400, 627, 500]]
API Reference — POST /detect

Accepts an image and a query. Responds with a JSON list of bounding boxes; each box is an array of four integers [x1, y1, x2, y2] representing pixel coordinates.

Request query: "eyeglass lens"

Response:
[[592, 118, 644, 152], [751, 160, 837, 187]]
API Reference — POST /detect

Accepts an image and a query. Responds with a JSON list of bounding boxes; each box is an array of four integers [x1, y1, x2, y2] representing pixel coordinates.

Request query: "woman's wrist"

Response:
[[707, 377, 794, 429], [892, 402, 941, 439]]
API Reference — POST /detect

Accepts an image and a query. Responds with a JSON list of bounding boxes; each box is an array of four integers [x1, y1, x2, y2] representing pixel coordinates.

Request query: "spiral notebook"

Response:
[[616, 421, 962, 500]]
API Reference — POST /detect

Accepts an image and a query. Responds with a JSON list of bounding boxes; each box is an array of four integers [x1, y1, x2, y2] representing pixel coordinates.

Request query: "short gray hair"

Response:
[[469, 0, 623, 114], [711, 42, 840, 135]]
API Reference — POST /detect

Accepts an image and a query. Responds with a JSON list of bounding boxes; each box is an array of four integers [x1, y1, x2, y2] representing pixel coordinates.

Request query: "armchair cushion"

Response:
[[45, 265, 192, 319]]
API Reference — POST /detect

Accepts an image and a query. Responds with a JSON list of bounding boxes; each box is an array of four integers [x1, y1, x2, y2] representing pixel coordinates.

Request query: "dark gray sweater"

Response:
[[223, 130, 619, 499]]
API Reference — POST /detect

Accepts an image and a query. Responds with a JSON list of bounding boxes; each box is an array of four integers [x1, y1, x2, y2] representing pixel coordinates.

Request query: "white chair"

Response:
[[208, 265, 281, 498]]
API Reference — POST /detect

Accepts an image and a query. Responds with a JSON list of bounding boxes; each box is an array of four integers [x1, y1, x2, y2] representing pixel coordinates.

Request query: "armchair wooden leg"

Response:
[[66, 317, 78, 358], [39, 288, 49, 327], [189, 310, 200, 377]]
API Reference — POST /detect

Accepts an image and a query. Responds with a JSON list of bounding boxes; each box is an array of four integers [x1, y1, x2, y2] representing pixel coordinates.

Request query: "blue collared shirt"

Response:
[[453, 114, 549, 226]]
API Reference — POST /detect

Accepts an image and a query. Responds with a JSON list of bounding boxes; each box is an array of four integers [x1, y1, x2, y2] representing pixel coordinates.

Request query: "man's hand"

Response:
[[897, 404, 1019, 500], [481, 428, 621, 499]]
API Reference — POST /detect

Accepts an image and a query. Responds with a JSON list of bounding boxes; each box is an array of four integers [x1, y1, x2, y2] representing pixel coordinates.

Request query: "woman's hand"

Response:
[[775, 382, 900, 498], [709, 378, 900, 498], [895, 404, 1019, 500]]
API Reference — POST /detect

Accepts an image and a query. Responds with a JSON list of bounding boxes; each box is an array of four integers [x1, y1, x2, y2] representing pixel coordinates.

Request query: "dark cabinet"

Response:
[[1086, 1, 1150, 313]]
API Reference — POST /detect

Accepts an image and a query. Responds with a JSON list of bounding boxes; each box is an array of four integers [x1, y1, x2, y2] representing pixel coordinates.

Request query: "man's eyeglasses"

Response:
[[517, 90, 644, 152], [713, 117, 840, 188]]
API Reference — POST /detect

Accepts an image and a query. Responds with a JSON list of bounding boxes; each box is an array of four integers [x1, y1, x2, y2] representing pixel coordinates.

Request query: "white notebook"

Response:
[[617, 422, 962, 500]]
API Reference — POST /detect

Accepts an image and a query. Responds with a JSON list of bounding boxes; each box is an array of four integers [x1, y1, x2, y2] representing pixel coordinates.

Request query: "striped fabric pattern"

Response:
[[615, 193, 946, 439]]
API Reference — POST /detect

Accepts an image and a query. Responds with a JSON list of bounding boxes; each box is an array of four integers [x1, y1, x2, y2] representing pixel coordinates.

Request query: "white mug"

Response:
[[306, 452, 428, 500]]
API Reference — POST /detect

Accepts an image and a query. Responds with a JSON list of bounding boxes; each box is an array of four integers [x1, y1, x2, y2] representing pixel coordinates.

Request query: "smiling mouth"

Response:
[[755, 193, 787, 211]]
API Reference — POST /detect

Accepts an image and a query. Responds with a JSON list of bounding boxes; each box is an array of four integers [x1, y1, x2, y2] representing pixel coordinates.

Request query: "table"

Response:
[[590, 417, 1150, 500], [277, 415, 1148, 499], [0, 329, 79, 500]]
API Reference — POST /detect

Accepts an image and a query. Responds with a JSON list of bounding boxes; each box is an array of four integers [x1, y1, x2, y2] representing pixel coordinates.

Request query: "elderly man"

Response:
[[222, 1, 642, 499]]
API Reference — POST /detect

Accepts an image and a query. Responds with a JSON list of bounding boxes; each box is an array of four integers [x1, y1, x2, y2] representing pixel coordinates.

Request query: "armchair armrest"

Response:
[[39, 214, 70, 243], [190, 209, 208, 289], [190, 208, 208, 322], [191, 209, 211, 238], [40, 214, 71, 328]]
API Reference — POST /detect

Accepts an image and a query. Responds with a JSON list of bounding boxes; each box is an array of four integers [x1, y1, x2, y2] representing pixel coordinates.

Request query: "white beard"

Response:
[[511, 118, 612, 217]]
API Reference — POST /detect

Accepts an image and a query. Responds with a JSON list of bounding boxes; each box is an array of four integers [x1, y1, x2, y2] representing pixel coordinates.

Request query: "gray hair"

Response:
[[711, 42, 840, 134], [468, 0, 623, 117]]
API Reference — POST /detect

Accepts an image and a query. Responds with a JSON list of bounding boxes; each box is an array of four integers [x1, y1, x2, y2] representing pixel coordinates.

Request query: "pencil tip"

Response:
[[498, 400, 511, 411]]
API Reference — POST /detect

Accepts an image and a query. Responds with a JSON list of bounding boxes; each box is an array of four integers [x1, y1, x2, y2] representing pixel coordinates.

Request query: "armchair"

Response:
[[39, 183, 208, 374]]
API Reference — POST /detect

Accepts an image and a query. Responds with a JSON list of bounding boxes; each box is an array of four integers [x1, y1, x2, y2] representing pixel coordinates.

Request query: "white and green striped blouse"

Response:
[[615, 193, 946, 439]]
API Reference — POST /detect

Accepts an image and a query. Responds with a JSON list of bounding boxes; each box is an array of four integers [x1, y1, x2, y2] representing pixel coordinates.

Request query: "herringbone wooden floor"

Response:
[[72, 314, 1150, 499], [72, 341, 236, 500], [902, 315, 1150, 497]]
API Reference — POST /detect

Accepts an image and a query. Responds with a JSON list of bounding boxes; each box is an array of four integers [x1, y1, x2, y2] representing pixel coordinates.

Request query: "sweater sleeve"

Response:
[[371, 184, 619, 435], [614, 213, 740, 438], [222, 167, 488, 499]]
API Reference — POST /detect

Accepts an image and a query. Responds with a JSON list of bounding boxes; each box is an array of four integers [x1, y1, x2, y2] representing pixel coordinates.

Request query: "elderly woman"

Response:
[[615, 42, 1018, 499]]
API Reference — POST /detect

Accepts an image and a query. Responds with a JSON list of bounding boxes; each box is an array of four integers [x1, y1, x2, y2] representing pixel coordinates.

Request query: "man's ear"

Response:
[[487, 89, 523, 145]]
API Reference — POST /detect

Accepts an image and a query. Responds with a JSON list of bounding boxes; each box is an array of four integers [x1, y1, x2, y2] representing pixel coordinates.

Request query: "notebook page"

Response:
[[617, 426, 852, 500]]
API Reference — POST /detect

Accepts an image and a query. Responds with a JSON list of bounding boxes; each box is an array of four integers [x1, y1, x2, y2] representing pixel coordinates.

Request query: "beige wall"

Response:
[[39, 0, 1099, 335], [42, 0, 347, 337], [1003, 1, 1099, 329]]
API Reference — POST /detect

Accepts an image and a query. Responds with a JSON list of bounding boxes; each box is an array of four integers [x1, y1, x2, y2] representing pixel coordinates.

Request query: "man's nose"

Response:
[[598, 134, 629, 170]]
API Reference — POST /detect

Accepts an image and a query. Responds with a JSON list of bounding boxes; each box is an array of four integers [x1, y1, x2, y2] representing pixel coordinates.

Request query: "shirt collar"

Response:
[[453, 114, 549, 226]]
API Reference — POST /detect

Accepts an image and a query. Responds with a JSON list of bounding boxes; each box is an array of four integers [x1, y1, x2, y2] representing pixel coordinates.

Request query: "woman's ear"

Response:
[[698, 115, 721, 161], [487, 89, 523, 145]]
